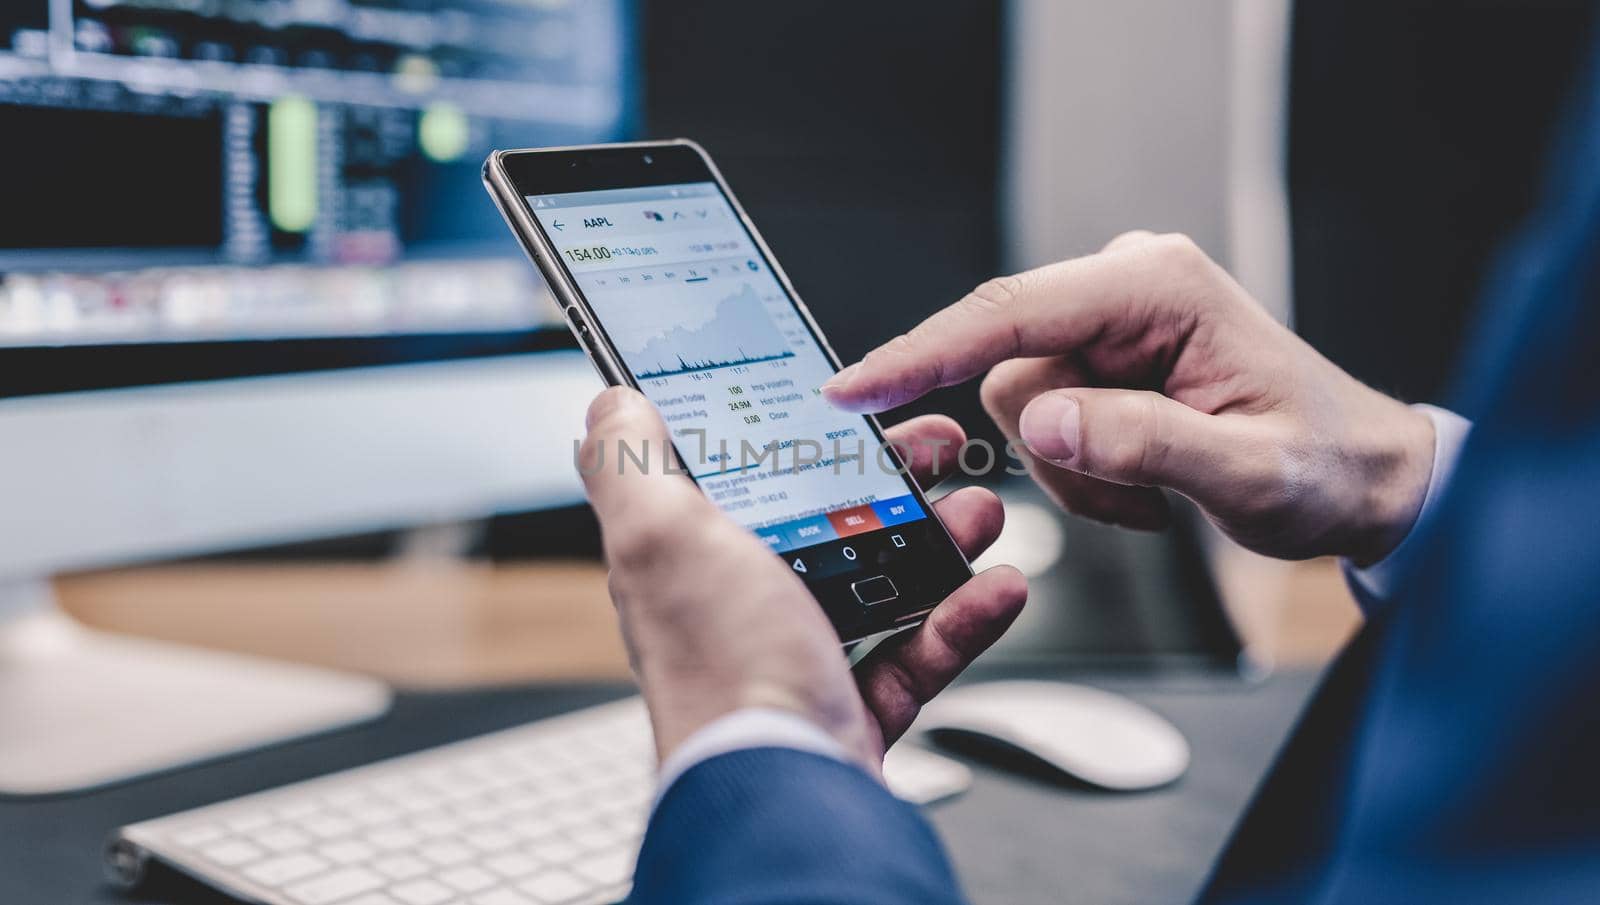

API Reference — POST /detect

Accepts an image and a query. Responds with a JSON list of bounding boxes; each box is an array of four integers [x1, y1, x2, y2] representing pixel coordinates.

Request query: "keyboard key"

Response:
[[173, 824, 226, 848], [242, 853, 331, 886], [390, 879, 457, 905], [275, 800, 322, 821], [225, 812, 274, 833], [543, 793, 586, 815], [372, 854, 431, 881], [509, 816, 558, 841], [300, 814, 357, 838], [439, 865, 498, 893], [254, 826, 313, 852], [324, 788, 368, 808], [527, 839, 581, 864], [285, 867, 385, 905], [412, 813, 464, 837], [563, 770, 611, 795], [459, 754, 502, 775], [348, 803, 403, 825], [572, 851, 633, 887], [432, 774, 489, 798], [373, 777, 421, 797], [419, 841, 476, 866], [366, 826, 422, 850], [518, 869, 591, 904], [487, 758, 533, 782], [558, 886, 626, 905], [608, 814, 645, 840], [415, 767, 458, 789], [321, 839, 377, 864], [587, 784, 639, 808], [398, 795, 447, 815], [339, 896, 402, 905], [464, 829, 518, 852], [567, 825, 621, 851], [199, 840, 265, 867], [547, 811, 593, 832], [498, 789, 551, 813], [473, 890, 536, 905], [484, 852, 541, 879], [456, 800, 511, 824]]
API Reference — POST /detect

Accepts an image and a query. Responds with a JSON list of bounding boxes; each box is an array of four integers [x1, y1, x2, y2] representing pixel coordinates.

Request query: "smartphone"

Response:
[[484, 139, 972, 644]]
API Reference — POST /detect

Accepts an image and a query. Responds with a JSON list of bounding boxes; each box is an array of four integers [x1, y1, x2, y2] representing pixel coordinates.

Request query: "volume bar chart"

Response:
[[626, 283, 796, 379]]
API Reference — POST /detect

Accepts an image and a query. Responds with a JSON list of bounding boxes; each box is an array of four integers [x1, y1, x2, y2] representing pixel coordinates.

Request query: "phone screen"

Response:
[[506, 147, 970, 638]]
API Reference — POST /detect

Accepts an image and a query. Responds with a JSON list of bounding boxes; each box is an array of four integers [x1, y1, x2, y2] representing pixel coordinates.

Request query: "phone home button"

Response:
[[851, 575, 899, 607]]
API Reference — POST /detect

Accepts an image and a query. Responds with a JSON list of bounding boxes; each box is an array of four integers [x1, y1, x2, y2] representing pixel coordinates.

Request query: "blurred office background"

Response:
[[3, 0, 1595, 685]]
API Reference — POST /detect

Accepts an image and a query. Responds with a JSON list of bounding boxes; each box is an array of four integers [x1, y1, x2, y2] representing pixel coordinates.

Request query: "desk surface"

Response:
[[933, 669, 1318, 905], [0, 669, 1321, 905], [55, 561, 635, 688], [53, 555, 1358, 689]]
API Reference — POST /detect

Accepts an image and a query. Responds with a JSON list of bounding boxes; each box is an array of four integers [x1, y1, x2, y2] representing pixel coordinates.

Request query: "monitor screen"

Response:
[[0, 0, 632, 398]]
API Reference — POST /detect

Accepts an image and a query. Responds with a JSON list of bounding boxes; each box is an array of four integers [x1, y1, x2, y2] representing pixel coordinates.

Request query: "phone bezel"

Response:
[[483, 139, 973, 645]]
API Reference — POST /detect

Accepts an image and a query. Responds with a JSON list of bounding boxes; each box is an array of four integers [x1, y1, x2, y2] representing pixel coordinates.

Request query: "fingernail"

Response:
[[1019, 393, 1080, 464], [822, 362, 862, 395]]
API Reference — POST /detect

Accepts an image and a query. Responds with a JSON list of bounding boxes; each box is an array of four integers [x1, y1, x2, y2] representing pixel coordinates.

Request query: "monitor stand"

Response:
[[0, 579, 392, 797]]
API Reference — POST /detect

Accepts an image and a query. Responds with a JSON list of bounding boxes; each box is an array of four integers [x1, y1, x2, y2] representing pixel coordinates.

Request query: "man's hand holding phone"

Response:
[[486, 142, 981, 643], [580, 386, 1027, 773]]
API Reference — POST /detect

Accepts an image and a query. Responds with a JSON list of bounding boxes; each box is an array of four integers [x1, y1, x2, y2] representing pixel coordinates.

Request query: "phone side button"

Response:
[[851, 576, 899, 607], [571, 317, 597, 353]]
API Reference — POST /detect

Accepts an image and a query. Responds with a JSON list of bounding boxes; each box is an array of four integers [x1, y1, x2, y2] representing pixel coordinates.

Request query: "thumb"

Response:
[[578, 387, 702, 525], [1017, 388, 1244, 504]]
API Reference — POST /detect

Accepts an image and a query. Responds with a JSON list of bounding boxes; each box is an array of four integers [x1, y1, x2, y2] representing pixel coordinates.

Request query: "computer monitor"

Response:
[[0, 0, 631, 794]]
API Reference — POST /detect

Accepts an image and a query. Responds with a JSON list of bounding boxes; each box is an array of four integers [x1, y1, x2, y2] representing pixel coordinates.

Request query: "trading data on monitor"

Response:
[[0, 1, 631, 348]]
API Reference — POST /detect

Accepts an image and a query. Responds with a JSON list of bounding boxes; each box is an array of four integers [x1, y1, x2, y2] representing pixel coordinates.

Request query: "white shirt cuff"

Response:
[[1344, 404, 1472, 605], [653, 707, 849, 810]]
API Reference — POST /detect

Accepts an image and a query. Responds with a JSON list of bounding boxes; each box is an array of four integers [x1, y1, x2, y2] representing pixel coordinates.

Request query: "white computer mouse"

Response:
[[916, 680, 1190, 791]]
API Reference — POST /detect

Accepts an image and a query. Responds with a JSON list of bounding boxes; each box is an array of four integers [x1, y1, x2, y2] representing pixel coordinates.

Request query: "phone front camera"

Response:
[[642, 154, 654, 165]]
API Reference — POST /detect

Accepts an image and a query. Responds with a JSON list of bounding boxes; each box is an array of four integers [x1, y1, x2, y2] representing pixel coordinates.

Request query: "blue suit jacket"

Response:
[[631, 748, 966, 905], [1196, 35, 1600, 905], [631, 40, 1600, 905]]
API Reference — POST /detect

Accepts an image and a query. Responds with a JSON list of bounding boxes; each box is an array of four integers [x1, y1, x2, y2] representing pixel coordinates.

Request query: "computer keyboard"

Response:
[[110, 697, 972, 905]]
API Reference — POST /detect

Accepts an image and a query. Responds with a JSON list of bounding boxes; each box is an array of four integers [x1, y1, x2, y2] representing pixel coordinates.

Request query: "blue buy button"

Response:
[[871, 495, 924, 528]]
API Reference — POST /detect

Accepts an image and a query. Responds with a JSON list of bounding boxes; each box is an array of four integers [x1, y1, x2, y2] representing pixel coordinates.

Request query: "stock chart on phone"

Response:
[[531, 183, 928, 555]]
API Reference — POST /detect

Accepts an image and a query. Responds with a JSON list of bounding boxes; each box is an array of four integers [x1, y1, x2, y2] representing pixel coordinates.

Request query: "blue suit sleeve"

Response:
[[628, 747, 968, 905]]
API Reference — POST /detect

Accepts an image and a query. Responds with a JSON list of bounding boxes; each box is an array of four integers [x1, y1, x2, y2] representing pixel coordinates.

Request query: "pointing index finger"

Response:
[[821, 241, 1186, 413]]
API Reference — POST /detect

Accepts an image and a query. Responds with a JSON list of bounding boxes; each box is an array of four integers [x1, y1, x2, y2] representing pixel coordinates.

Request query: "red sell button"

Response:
[[826, 504, 884, 538]]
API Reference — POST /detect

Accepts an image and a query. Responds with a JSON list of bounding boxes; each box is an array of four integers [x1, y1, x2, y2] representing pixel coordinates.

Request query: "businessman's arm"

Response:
[[577, 389, 1024, 904], [823, 230, 1443, 569]]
